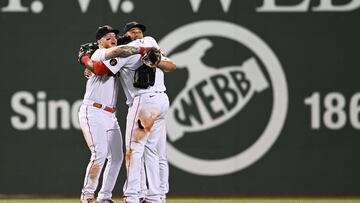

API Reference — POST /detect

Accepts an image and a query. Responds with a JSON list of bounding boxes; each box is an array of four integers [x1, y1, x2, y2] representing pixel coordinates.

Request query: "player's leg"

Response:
[[157, 93, 170, 201], [143, 128, 161, 203], [97, 123, 123, 201], [143, 92, 170, 203], [156, 121, 169, 202], [79, 106, 109, 200], [123, 133, 147, 203], [123, 96, 147, 203], [139, 157, 148, 200], [159, 161, 169, 203]]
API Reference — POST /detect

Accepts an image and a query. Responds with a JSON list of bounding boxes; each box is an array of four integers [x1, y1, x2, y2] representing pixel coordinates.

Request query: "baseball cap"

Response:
[[123, 21, 146, 34], [96, 25, 120, 40]]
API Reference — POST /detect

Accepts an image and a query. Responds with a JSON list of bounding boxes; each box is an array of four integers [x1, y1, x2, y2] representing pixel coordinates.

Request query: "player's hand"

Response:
[[141, 47, 161, 68], [84, 67, 93, 79]]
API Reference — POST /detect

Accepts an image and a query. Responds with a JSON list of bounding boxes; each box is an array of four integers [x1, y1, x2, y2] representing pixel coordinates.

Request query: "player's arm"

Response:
[[144, 36, 176, 72], [81, 55, 111, 76], [80, 46, 146, 76], [157, 56, 176, 72], [104, 45, 146, 60]]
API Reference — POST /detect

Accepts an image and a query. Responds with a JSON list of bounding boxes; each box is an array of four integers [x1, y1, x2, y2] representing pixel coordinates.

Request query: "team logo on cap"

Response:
[[159, 20, 288, 176], [110, 59, 117, 66]]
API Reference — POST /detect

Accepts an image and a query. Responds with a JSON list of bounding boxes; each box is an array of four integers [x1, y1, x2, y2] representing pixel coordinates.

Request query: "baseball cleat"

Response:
[[80, 198, 95, 203], [121, 197, 145, 203], [96, 199, 116, 203]]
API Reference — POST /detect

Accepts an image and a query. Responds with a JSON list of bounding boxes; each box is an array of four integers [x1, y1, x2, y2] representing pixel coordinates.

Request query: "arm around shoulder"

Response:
[[158, 57, 176, 72], [104, 45, 144, 60], [83, 58, 111, 76]]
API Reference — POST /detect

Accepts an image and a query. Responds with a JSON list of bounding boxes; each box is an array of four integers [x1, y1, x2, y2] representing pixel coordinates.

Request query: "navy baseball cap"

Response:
[[96, 25, 119, 40], [123, 21, 146, 34]]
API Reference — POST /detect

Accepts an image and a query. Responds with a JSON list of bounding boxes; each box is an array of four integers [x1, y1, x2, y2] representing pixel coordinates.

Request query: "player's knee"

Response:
[[111, 152, 124, 163], [91, 150, 107, 165]]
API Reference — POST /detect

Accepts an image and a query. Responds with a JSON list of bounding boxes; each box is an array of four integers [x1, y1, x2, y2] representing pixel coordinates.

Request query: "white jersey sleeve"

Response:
[[95, 47, 142, 74], [91, 48, 106, 61], [103, 57, 127, 74], [91, 45, 145, 77], [90, 48, 123, 74], [143, 36, 159, 48]]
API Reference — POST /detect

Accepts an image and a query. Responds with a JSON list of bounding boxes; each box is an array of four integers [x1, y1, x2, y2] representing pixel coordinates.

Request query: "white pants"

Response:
[[123, 92, 169, 203], [139, 128, 169, 200], [79, 104, 123, 200]]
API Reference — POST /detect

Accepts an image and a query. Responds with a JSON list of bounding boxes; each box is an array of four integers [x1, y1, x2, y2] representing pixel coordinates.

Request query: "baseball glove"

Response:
[[141, 47, 161, 68], [78, 42, 98, 65], [133, 64, 156, 89]]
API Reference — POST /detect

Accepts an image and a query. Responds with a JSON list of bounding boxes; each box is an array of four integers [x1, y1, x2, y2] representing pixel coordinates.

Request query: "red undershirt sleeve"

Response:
[[93, 61, 111, 76]]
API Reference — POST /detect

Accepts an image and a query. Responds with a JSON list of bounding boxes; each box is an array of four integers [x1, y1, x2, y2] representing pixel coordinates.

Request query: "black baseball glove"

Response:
[[141, 47, 161, 68], [77, 42, 98, 65], [133, 64, 156, 89]]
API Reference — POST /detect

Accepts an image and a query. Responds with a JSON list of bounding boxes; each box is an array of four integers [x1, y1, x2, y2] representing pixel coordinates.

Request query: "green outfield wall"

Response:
[[1, 0, 360, 196]]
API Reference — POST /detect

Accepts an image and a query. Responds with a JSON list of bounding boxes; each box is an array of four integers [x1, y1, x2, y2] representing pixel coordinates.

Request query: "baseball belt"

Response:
[[83, 99, 116, 113], [92, 102, 116, 113]]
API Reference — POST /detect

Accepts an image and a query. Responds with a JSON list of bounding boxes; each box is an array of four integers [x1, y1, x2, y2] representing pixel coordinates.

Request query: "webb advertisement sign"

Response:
[[1, 0, 360, 196]]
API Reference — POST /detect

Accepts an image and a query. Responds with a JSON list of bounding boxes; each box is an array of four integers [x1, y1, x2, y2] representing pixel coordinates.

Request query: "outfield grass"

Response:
[[1, 199, 360, 203]]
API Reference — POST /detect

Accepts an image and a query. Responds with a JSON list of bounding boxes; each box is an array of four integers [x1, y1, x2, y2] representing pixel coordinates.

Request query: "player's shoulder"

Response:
[[143, 36, 159, 48], [127, 39, 139, 46], [144, 36, 157, 43], [91, 48, 106, 60]]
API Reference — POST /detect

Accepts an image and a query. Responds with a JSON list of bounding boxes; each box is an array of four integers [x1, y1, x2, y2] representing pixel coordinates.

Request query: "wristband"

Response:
[[82, 55, 91, 65], [138, 46, 146, 55]]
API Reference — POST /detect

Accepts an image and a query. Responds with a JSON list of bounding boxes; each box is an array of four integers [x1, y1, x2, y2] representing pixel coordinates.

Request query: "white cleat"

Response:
[[80, 198, 95, 203], [97, 199, 116, 203]]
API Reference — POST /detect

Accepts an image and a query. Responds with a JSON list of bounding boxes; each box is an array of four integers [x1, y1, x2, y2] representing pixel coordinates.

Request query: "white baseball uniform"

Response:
[[78, 49, 124, 201], [97, 36, 169, 203]]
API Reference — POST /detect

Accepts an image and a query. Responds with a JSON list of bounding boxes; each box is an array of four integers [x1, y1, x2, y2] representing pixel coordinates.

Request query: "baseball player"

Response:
[[78, 25, 148, 203], [81, 22, 176, 203], [121, 22, 171, 203]]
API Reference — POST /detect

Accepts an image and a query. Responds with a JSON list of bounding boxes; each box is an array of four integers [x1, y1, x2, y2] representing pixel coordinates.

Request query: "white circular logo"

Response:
[[159, 20, 288, 176]]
